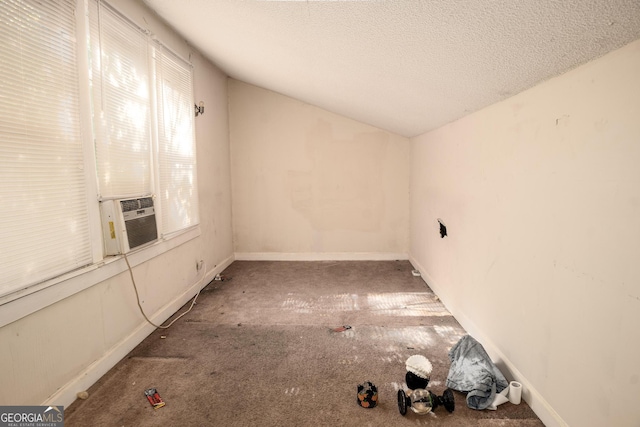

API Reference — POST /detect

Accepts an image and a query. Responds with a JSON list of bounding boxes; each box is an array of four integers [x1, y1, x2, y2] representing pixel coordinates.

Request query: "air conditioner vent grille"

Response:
[[120, 199, 139, 212], [120, 197, 153, 212], [125, 213, 157, 249], [139, 197, 154, 209]]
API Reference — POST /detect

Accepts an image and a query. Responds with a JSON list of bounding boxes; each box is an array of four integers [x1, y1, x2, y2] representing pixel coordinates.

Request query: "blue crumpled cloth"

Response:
[[446, 335, 509, 410]]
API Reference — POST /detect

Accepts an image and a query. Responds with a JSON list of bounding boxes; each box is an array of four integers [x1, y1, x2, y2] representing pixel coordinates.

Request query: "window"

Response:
[[0, 0, 199, 299], [0, 0, 92, 296], [154, 45, 199, 235], [89, 0, 153, 198]]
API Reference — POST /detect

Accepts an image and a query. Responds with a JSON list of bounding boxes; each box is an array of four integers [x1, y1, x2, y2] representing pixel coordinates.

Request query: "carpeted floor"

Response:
[[65, 261, 544, 426]]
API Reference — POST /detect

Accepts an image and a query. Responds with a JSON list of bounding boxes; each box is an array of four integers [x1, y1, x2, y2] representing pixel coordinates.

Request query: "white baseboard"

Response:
[[409, 254, 567, 427], [43, 254, 234, 408], [234, 252, 408, 261]]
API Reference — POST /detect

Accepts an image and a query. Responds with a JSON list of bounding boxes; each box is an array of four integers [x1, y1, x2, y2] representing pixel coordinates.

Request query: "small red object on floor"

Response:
[[144, 388, 165, 409]]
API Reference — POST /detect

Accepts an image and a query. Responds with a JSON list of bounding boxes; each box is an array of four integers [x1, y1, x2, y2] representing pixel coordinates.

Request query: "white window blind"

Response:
[[89, 0, 152, 198], [154, 46, 199, 235], [0, 0, 201, 300], [0, 0, 92, 296]]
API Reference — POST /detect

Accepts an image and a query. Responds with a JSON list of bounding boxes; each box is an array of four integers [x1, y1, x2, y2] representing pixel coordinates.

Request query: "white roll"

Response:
[[509, 381, 522, 405]]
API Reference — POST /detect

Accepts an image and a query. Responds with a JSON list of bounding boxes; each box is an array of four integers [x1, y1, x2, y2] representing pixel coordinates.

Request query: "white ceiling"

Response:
[[143, 0, 640, 137]]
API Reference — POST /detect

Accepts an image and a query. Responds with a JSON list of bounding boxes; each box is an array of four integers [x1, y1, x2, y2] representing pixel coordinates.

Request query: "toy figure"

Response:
[[357, 381, 378, 408], [397, 355, 455, 416]]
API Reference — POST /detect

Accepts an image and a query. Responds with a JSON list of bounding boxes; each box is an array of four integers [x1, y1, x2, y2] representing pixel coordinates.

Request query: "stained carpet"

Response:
[[65, 261, 544, 426]]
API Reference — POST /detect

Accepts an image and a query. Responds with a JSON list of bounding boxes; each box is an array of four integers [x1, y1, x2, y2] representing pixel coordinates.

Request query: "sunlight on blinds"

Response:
[[154, 45, 199, 235], [0, 0, 92, 295], [89, 0, 152, 198]]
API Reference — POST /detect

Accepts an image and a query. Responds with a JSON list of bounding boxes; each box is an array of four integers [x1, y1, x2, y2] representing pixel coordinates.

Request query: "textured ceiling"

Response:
[[143, 0, 640, 137]]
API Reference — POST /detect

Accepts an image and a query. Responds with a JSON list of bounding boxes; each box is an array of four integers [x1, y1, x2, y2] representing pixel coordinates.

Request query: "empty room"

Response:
[[1, 0, 639, 426]]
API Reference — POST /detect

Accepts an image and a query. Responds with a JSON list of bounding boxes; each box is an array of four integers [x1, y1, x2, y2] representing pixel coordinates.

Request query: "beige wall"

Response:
[[229, 81, 410, 259], [410, 39, 640, 427], [3, 3, 637, 423], [0, 0, 233, 406]]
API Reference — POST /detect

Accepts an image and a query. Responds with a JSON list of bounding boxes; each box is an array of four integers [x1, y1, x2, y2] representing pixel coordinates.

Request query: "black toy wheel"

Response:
[[397, 389, 408, 416], [442, 388, 455, 413]]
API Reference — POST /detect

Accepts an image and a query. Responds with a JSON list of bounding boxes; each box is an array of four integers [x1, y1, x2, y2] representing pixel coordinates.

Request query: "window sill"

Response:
[[0, 226, 201, 329]]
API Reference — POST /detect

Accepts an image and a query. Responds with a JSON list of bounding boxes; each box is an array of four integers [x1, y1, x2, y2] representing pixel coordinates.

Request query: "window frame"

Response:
[[0, 0, 201, 325]]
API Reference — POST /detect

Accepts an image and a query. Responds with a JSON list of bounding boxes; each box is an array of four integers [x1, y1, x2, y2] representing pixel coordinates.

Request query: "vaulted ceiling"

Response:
[[144, 0, 640, 137]]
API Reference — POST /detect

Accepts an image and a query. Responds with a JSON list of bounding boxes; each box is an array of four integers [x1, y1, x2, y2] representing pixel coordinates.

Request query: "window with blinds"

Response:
[[89, 0, 152, 198], [0, 0, 92, 296], [154, 45, 199, 235], [0, 0, 200, 298]]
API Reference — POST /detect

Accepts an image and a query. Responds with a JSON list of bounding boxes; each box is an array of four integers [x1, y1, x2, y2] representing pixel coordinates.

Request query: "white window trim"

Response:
[[77, 0, 105, 265], [0, 0, 201, 327], [0, 225, 200, 328]]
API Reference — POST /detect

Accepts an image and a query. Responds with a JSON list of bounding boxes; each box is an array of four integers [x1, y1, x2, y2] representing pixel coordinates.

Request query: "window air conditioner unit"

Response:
[[100, 197, 158, 255]]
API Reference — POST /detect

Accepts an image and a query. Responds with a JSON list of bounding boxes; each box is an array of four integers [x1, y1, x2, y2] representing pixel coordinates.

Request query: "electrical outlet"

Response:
[[196, 260, 204, 271]]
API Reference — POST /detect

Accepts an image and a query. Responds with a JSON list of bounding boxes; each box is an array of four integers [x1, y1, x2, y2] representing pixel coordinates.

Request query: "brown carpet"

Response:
[[65, 261, 544, 426]]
